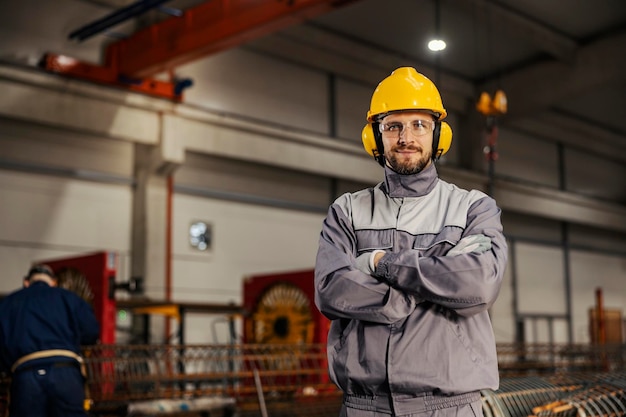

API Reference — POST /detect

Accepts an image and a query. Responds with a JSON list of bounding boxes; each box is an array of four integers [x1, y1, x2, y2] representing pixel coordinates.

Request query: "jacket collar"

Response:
[[27, 280, 53, 288], [382, 162, 439, 198]]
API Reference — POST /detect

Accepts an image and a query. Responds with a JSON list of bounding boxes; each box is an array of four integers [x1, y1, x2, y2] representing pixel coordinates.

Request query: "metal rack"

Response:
[[496, 343, 626, 377], [82, 343, 340, 416], [2, 343, 625, 417]]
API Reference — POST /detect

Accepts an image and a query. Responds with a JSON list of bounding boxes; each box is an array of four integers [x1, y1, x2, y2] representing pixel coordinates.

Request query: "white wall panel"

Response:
[[496, 128, 560, 187], [566, 149, 626, 202], [525, 320, 551, 343], [179, 49, 329, 134], [180, 313, 241, 345], [0, 118, 133, 177], [552, 320, 570, 343], [336, 78, 372, 144], [0, 171, 132, 248], [501, 212, 561, 243], [516, 243, 566, 314], [0, 171, 132, 294], [570, 223, 626, 253], [490, 242, 515, 342], [570, 250, 626, 343]]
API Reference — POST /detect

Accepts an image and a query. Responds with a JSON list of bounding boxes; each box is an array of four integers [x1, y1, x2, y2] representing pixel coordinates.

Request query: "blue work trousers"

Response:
[[9, 363, 86, 417]]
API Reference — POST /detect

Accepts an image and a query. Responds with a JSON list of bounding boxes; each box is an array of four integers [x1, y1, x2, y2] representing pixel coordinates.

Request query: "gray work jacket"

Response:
[[314, 163, 507, 415]]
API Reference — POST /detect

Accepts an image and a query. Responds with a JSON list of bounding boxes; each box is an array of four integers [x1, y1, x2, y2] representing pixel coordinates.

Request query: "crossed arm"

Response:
[[314, 196, 507, 321]]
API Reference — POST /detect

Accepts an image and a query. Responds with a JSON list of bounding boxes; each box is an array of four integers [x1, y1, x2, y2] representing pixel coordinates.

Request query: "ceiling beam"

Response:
[[484, 29, 626, 119], [505, 111, 626, 164], [453, 0, 578, 63], [106, 0, 360, 78], [246, 24, 475, 114]]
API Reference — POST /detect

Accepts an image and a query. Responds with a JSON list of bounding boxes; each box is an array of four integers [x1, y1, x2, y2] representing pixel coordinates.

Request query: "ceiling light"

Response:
[[428, 39, 447, 52]]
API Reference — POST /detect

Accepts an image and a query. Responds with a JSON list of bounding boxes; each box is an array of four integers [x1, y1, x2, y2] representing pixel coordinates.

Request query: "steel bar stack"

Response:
[[483, 372, 626, 417]]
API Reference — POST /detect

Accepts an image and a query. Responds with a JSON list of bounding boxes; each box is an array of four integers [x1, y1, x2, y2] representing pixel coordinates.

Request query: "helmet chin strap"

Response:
[[431, 121, 441, 161]]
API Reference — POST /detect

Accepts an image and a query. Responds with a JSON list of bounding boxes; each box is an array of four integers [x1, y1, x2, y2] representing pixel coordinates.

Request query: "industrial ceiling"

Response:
[[1, 0, 626, 164]]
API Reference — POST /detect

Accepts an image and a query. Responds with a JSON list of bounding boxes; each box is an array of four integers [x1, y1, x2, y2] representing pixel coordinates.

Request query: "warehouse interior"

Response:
[[0, 0, 626, 416]]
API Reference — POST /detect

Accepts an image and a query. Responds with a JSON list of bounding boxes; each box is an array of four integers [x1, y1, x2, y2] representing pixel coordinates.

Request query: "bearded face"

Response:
[[385, 143, 432, 175], [379, 111, 435, 175]]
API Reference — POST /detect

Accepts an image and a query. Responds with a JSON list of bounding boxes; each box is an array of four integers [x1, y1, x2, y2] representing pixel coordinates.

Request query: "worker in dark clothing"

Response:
[[0, 264, 100, 417]]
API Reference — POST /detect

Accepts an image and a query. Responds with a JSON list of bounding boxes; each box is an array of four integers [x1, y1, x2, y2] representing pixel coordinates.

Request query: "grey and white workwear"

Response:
[[315, 163, 507, 416]]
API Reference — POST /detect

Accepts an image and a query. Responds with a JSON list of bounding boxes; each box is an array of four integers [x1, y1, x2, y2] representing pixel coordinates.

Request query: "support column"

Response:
[[130, 132, 181, 343]]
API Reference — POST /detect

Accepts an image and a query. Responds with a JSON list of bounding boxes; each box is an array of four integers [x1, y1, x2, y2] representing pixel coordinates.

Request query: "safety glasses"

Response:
[[379, 119, 435, 138]]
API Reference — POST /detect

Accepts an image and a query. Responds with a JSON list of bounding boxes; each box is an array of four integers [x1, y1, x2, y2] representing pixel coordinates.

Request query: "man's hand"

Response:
[[373, 251, 385, 268], [355, 250, 386, 274], [446, 234, 492, 257]]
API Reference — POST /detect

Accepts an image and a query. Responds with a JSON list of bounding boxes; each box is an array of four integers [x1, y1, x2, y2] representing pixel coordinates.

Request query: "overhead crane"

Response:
[[42, 0, 361, 101]]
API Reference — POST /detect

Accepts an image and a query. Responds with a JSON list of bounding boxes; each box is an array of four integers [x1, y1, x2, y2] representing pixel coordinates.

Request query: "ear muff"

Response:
[[432, 121, 452, 160], [361, 123, 385, 166], [361, 124, 377, 157]]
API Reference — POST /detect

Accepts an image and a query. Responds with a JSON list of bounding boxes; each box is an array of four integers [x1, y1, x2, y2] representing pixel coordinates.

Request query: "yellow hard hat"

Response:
[[366, 67, 447, 121], [362, 67, 452, 165]]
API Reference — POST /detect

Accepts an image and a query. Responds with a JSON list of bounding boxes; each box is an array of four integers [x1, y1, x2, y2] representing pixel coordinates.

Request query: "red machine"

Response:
[[38, 251, 118, 344], [242, 269, 329, 345], [242, 269, 332, 391]]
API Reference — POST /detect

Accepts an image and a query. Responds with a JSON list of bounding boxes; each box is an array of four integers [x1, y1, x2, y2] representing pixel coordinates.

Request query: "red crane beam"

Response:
[[43, 53, 181, 100], [106, 0, 359, 78]]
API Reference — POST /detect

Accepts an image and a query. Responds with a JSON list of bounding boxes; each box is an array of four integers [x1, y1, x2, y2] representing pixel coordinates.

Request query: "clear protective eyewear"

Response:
[[379, 119, 435, 138]]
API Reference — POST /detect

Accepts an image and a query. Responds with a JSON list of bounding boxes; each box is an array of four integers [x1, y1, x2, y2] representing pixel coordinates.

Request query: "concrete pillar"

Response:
[[130, 140, 180, 343]]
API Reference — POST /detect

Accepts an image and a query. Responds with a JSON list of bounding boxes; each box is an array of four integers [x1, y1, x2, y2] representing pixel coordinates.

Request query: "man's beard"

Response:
[[386, 146, 432, 175]]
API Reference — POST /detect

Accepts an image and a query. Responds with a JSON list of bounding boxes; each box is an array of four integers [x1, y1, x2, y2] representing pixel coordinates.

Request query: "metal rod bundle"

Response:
[[483, 372, 626, 417]]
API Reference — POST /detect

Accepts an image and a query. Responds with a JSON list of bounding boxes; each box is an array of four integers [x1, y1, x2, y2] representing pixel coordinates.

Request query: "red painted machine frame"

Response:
[[242, 269, 329, 345], [37, 251, 118, 344]]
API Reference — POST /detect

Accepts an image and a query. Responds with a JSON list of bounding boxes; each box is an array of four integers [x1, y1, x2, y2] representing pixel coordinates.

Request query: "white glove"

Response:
[[446, 234, 492, 257], [355, 250, 386, 274]]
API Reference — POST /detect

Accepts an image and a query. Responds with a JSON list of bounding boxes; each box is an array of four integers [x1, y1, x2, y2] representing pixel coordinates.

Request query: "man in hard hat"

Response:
[[315, 67, 507, 417], [0, 264, 100, 417]]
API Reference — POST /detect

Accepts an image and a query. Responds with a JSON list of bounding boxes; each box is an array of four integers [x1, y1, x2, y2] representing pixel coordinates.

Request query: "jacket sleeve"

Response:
[[314, 198, 417, 324], [375, 196, 507, 317]]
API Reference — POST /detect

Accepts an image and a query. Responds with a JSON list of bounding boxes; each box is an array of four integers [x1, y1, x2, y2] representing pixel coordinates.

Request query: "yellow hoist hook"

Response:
[[476, 90, 508, 116]]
